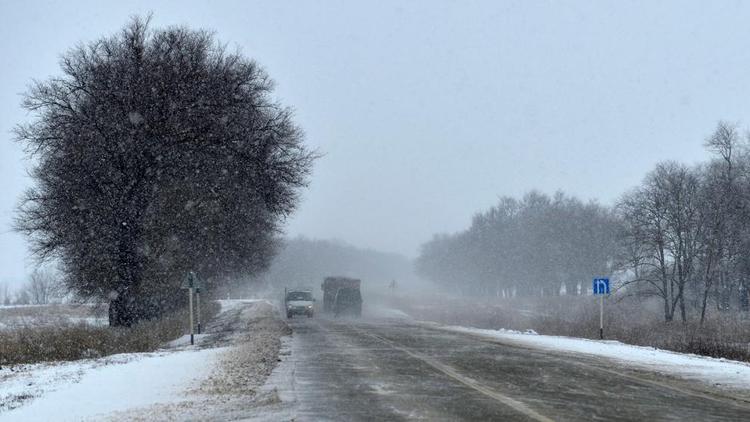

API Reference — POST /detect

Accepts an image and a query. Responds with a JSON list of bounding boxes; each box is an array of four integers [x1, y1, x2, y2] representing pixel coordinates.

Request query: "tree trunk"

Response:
[[109, 289, 138, 327], [663, 292, 673, 322], [110, 218, 144, 327], [679, 294, 687, 322], [699, 284, 710, 324]]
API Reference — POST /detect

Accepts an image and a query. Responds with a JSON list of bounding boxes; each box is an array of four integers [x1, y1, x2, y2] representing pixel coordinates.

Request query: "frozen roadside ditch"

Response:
[[439, 324, 750, 392], [0, 299, 289, 421]]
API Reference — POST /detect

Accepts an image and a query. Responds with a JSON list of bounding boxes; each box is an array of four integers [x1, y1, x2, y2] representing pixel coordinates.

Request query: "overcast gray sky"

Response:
[[2, 1, 750, 284]]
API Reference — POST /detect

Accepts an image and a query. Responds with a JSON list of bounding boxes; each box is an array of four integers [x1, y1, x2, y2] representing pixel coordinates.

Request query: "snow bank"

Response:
[[0, 299, 274, 420], [0, 347, 226, 421], [216, 298, 270, 314], [443, 325, 750, 390]]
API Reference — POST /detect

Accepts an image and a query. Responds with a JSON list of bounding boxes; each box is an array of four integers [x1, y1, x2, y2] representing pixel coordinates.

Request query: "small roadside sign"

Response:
[[593, 278, 610, 295], [181, 271, 199, 289], [181, 271, 204, 345], [592, 277, 610, 340]]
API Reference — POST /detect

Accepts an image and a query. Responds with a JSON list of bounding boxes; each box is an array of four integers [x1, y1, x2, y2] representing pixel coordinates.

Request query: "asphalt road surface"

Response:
[[283, 315, 750, 421]]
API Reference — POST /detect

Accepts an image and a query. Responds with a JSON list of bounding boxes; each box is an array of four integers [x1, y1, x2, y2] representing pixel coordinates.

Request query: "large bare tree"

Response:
[[15, 16, 315, 325]]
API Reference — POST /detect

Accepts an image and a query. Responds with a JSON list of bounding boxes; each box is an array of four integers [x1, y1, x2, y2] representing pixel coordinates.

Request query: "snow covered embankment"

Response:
[[442, 325, 750, 392], [0, 299, 288, 421]]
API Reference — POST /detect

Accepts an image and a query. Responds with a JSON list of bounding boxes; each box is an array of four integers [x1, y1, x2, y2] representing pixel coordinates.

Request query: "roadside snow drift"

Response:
[[0, 347, 224, 421], [0, 299, 283, 421], [443, 325, 750, 391]]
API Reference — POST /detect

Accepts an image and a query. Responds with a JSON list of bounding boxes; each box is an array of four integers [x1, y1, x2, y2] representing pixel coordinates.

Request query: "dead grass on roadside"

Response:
[[0, 301, 220, 366]]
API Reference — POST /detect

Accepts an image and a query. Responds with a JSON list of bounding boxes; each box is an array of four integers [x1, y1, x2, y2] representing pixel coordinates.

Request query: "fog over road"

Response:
[[278, 316, 750, 421]]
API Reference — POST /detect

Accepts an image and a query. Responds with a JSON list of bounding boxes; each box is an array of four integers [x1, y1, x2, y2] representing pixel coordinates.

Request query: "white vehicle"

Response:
[[285, 289, 315, 318]]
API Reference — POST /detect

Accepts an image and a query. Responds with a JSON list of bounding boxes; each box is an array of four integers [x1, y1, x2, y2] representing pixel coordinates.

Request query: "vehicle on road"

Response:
[[284, 289, 315, 318], [322, 277, 362, 317]]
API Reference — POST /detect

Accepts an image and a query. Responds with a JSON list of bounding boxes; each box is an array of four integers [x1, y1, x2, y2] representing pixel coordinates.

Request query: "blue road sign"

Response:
[[593, 278, 610, 295]]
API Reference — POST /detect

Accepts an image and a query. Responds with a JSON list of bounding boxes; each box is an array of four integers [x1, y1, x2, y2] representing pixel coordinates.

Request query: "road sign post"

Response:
[[181, 271, 202, 345], [599, 294, 603, 340], [188, 286, 194, 345], [593, 278, 610, 340], [196, 287, 201, 335]]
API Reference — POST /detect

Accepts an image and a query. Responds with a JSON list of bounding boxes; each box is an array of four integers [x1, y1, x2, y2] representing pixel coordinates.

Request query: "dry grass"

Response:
[[0, 301, 220, 366]]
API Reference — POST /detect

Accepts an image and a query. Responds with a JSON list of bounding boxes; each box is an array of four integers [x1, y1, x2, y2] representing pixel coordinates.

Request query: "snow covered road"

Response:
[[7, 302, 750, 421], [260, 315, 750, 421]]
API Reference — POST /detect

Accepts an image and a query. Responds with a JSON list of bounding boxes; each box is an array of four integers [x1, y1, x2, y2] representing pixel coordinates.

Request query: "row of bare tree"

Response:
[[0, 270, 62, 306], [619, 122, 750, 323], [416, 121, 750, 324]]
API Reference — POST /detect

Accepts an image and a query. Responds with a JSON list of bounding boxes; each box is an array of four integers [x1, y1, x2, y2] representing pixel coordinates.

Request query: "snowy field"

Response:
[[441, 324, 750, 392]]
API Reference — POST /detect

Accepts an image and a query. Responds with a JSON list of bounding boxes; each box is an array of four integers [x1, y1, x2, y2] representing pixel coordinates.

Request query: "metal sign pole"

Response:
[[196, 290, 202, 335], [599, 295, 604, 340], [188, 286, 194, 345], [593, 277, 609, 340]]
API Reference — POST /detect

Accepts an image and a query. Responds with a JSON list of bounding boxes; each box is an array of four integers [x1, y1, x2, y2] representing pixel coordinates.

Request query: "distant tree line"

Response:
[[0, 270, 63, 306], [416, 121, 750, 324], [14, 17, 314, 325], [415, 192, 619, 297], [249, 237, 417, 294]]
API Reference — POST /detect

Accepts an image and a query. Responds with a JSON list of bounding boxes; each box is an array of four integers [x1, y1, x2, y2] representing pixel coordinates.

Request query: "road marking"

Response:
[[346, 324, 554, 422]]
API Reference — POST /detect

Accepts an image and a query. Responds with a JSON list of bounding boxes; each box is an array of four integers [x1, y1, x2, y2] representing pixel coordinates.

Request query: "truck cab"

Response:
[[285, 289, 314, 318]]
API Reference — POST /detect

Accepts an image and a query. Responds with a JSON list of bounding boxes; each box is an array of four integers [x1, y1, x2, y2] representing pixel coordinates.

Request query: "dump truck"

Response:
[[321, 277, 362, 317]]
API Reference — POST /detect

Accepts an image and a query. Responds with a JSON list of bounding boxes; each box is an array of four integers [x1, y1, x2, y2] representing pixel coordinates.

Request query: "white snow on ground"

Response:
[[0, 299, 275, 421], [216, 298, 269, 314], [441, 325, 750, 391], [0, 347, 225, 421]]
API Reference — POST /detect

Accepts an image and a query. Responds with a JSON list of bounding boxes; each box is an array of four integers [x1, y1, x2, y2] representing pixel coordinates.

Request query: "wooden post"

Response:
[[188, 287, 194, 345]]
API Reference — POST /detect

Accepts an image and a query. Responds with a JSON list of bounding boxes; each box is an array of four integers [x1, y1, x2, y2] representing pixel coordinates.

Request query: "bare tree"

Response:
[[14, 16, 315, 325], [14, 289, 30, 306], [618, 162, 704, 322], [0, 283, 9, 306], [695, 121, 750, 321], [27, 269, 59, 305]]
